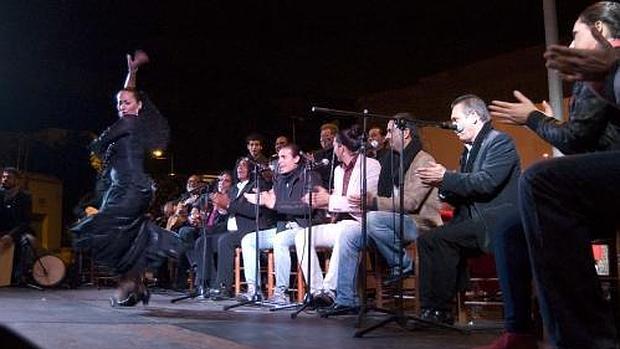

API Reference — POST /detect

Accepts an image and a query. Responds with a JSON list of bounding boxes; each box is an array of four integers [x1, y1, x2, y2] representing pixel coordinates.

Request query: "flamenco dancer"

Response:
[[71, 50, 180, 306]]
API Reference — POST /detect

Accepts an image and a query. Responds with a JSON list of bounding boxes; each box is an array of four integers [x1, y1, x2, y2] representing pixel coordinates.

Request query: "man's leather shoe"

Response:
[[472, 332, 539, 349], [311, 290, 335, 309], [382, 262, 414, 286], [209, 286, 232, 301], [196, 286, 210, 300], [319, 303, 359, 317], [420, 309, 454, 325]]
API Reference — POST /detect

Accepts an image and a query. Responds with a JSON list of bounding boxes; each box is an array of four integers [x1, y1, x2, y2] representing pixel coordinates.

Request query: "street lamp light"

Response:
[[152, 149, 164, 158], [151, 149, 175, 176]]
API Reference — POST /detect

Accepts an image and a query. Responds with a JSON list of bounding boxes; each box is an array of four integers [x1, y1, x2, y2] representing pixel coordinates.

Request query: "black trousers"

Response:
[[214, 230, 251, 289], [193, 227, 227, 289], [417, 218, 485, 311], [174, 226, 200, 287], [520, 152, 620, 349]]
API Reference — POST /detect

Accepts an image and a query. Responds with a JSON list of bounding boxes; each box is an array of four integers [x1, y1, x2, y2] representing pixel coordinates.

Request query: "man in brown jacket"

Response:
[[320, 118, 442, 315]]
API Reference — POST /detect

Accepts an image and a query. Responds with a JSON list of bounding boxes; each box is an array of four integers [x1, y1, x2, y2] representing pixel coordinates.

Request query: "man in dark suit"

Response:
[[206, 159, 275, 299], [191, 171, 231, 293], [0, 168, 33, 285], [415, 95, 521, 324]]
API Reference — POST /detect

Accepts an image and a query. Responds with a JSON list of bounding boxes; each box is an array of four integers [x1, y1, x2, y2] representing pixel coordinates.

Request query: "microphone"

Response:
[[307, 158, 330, 169], [242, 157, 271, 171], [369, 140, 380, 149], [438, 122, 463, 132]]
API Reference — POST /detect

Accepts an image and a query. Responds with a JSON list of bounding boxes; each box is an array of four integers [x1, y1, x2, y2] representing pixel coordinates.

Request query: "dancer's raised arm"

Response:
[[123, 50, 149, 89]]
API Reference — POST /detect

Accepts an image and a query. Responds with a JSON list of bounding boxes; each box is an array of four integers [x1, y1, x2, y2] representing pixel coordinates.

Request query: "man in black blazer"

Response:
[[205, 159, 275, 299], [415, 95, 521, 324], [0, 168, 33, 285]]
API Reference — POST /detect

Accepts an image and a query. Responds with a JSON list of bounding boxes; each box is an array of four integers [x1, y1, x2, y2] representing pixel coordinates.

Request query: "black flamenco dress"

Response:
[[71, 96, 180, 275]]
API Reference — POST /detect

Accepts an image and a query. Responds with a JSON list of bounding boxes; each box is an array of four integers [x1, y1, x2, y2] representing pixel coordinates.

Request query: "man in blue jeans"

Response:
[[321, 119, 442, 316], [242, 143, 324, 305]]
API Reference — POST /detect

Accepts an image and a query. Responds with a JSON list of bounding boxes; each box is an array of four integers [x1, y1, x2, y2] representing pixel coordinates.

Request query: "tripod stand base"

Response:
[[223, 292, 276, 311], [354, 312, 470, 338], [170, 290, 203, 303], [268, 293, 315, 319], [268, 301, 300, 313]]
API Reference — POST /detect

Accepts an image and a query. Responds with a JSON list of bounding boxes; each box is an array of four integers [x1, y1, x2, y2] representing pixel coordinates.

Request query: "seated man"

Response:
[[166, 201, 188, 232], [296, 125, 381, 305], [242, 143, 324, 304], [313, 123, 340, 190], [207, 159, 275, 299], [0, 168, 33, 285], [174, 206, 204, 289], [179, 174, 206, 211], [367, 125, 389, 159], [324, 119, 442, 315], [192, 171, 232, 292], [415, 95, 521, 324]]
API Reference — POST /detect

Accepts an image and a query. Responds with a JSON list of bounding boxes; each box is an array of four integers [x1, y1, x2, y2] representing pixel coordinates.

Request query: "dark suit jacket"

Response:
[[440, 128, 521, 252], [312, 147, 339, 190], [0, 188, 32, 242], [227, 179, 275, 234]]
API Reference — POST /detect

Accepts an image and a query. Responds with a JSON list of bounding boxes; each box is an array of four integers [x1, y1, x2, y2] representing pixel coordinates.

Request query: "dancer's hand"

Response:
[[127, 50, 149, 72], [545, 26, 618, 82]]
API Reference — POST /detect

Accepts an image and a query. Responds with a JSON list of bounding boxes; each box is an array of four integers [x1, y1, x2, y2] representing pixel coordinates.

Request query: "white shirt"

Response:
[[227, 180, 250, 231]]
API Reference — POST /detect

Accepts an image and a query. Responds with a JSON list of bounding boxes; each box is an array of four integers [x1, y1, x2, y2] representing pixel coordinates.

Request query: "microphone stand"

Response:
[[310, 107, 466, 336], [170, 189, 212, 303], [170, 216, 208, 303], [224, 163, 273, 310]]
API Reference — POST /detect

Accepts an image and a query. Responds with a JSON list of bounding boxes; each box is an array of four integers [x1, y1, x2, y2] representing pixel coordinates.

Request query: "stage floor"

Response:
[[0, 286, 509, 349]]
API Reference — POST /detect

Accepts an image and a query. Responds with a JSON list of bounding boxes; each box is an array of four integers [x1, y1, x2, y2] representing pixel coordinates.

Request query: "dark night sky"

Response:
[[1, 1, 586, 174]]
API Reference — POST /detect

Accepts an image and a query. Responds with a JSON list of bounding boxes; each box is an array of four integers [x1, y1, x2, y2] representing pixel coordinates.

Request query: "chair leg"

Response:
[[267, 251, 274, 298], [297, 264, 305, 303], [234, 247, 241, 295], [456, 291, 467, 324]]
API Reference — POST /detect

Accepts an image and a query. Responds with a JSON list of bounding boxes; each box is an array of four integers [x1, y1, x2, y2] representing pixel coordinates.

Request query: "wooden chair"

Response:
[[233, 245, 334, 302], [294, 247, 331, 303], [0, 244, 15, 287], [456, 253, 503, 325], [366, 243, 420, 313], [366, 206, 451, 314], [591, 228, 620, 323], [233, 247, 277, 298]]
